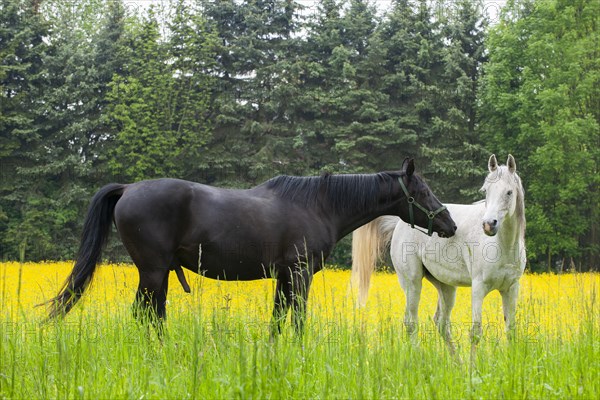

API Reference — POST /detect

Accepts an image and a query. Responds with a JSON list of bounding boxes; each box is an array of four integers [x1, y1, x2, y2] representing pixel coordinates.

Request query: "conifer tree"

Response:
[[105, 1, 217, 182], [202, 0, 305, 185], [421, 0, 488, 202]]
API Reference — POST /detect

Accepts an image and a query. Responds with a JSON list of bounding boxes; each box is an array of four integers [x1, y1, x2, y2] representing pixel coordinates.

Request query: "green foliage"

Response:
[[1, 0, 59, 260], [421, 0, 489, 202], [481, 0, 599, 270], [105, 2, 217, 182], [0, 0, 597, 270], [1, 0, 127, 260], [200, 0, 309, 185]]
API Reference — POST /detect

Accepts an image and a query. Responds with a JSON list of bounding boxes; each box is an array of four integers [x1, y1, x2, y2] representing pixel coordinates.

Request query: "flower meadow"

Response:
[[1, 261, 598, 399]]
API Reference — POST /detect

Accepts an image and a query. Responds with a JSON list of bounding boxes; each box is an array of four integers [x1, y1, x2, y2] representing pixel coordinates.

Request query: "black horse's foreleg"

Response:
[[270, 277, 292, 337], [290, 266, 313, 335], [132, 269, 169, 336]]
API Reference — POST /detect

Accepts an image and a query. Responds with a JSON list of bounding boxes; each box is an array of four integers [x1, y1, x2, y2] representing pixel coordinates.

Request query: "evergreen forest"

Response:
[[1, 0, 598, 271]]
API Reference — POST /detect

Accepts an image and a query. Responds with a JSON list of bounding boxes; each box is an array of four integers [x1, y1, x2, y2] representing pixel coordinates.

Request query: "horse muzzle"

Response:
[[483, 219, 498, 236], [438, 224, 457, 238]]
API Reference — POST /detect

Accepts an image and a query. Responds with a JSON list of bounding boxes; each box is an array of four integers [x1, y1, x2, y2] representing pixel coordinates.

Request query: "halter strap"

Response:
[[398, 177, 447, 236]]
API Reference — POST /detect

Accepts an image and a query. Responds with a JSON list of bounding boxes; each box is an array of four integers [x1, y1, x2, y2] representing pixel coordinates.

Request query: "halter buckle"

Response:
[[398, 177, 446, 237]]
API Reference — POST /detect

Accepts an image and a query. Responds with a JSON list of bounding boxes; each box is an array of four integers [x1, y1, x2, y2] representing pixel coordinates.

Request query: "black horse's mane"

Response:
[[264, 173, 392, 213]]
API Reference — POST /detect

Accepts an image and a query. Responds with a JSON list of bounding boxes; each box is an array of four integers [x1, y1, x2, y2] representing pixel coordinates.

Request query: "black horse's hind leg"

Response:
[[133, 269, 170, 336], [270, 276, 293, 337]]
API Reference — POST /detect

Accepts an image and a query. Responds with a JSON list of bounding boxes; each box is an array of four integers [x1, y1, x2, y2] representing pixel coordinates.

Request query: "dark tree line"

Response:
[[0, 0, 597, 271]]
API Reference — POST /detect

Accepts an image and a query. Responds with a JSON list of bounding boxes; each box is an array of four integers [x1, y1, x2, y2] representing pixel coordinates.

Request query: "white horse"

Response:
[[352, 155, 526, 350]]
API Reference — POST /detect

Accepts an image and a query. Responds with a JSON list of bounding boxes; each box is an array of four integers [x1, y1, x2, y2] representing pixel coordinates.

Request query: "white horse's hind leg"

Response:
[[401, 277, 422, 340], [392, 228, 426, 344], [396, 262, 424, 342], [501, 282, 520, 341], [426, 274, 457, 352]]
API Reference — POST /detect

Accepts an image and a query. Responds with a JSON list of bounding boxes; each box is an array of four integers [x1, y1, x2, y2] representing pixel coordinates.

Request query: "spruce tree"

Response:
[[421, 0, 488, 202], [202, 0, 305, 185], [105, 1, 217, 182], [1, 0, 56, 259], [377, 0, 429, 167]]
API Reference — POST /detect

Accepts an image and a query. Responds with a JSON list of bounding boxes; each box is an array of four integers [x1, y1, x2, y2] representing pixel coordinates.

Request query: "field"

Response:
[[1, 262, 598, 399]]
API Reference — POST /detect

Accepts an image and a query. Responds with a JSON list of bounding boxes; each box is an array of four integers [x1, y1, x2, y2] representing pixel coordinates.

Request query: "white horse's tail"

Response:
[[351, 216, 400, 306]]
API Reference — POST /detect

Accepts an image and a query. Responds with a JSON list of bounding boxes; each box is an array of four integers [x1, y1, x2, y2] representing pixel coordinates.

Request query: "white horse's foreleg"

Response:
[[470, 282, 489, 347], [501, 282, 520, 341]]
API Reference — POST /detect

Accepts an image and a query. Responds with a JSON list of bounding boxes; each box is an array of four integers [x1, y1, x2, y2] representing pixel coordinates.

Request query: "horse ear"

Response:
[[405, 158, 415, 177], [401, 157, 409, 171], [488, 154, 498, 173], [507, 154, 517, 173], [402, 158, 415, 177]]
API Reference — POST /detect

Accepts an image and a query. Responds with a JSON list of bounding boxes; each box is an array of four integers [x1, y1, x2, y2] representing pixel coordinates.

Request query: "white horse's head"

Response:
[[481, 154, 525, 237]]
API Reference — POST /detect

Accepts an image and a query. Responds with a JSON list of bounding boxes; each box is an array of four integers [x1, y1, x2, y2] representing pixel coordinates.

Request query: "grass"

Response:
[[1, 262, 598, 399]]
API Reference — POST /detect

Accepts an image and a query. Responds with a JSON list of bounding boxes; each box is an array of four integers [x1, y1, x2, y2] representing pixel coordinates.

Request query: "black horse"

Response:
[[46, 159, 456, 335]]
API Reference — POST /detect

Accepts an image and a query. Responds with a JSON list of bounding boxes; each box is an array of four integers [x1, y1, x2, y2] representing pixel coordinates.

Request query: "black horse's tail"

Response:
[[44, 183, 126, 319]]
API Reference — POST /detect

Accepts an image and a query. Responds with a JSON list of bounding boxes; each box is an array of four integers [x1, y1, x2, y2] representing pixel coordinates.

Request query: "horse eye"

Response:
[[507, 190, 513, 196]]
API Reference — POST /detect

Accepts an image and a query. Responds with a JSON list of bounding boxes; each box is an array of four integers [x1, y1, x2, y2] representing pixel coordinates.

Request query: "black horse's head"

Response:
[[393, 158, 457, 238]]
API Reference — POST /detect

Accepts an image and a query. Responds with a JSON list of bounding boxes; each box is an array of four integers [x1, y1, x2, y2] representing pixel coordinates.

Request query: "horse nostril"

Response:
[[492, 219, 498, 227], [453, 225, 457, 232]]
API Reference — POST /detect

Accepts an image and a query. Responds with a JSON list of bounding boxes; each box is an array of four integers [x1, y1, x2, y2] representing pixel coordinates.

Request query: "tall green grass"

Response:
[[1, 294, 598, 399]]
